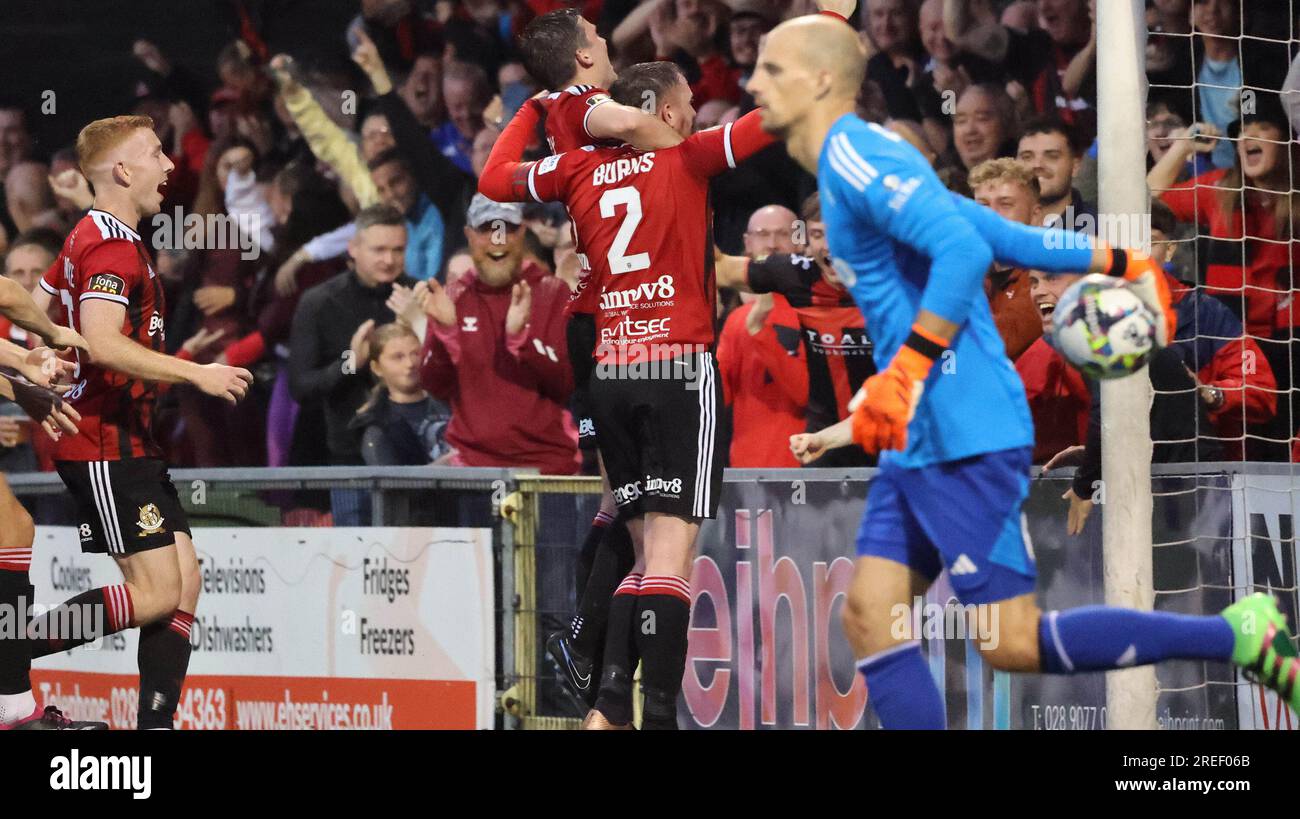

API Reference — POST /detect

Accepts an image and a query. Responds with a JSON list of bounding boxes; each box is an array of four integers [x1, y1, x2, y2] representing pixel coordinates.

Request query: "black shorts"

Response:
[[591, 350, 724, 519], [55, 458, 191, 556], [566, 312, 599, 452]]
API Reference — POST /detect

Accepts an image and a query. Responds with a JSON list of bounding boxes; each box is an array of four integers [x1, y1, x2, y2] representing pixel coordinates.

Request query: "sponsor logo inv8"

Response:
[[600, 274, 675, 311], [645, 476, 682, 496], [613, 476, 682, 504]]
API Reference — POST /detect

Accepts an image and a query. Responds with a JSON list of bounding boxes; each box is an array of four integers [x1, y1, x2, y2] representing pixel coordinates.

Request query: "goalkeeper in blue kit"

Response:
[[748, 13, 1299, 728]]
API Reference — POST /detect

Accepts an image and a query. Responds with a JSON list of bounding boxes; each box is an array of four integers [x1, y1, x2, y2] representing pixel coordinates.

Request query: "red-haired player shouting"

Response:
[[28, 115, 252, 730]]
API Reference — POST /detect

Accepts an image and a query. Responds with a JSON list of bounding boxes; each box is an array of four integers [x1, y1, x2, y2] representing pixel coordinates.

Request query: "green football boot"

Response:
[[1221, 593, 1300, 713]]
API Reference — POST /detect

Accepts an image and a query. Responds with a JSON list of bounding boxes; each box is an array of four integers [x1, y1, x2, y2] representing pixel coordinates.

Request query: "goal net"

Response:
[[1141, 0, 1298, 729]]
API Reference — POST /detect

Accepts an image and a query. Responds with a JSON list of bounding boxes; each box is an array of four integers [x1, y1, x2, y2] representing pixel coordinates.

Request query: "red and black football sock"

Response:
[[27, 584, 134, 659], [592, 572, 641, 724], [136, 610, 194, 730], [574, 509, 615, 601], [570, 517, 634, 662], [0, 547, 35, 722], [633, 575, 691, 731]]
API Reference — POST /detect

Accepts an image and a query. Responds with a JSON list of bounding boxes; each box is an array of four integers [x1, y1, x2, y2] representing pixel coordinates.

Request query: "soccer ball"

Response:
[[1050, 274, 1156, 380]]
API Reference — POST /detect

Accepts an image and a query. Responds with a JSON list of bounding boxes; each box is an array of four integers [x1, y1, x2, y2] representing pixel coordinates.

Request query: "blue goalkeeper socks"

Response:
[[858, 609, 1232, 724], [1037, 607, 1235, 673], [857, 641, 946, 729]]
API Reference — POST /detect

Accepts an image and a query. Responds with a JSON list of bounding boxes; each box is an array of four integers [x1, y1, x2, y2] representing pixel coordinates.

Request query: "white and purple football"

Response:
[[1051, 274, 1156, 379]]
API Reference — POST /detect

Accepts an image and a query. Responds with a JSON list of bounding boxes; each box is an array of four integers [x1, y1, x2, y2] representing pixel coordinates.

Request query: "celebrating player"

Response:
[[751, 16, 1298, 726], [25, 115, 253, 730], [515, 8, 685, 709], [481, 61, 777, 728]]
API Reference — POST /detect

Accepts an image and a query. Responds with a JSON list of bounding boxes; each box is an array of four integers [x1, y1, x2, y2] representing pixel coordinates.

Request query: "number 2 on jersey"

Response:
[[599, 187, 650, 275]]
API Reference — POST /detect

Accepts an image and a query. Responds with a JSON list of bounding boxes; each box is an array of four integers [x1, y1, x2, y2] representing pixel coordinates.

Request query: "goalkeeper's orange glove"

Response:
[[1103, 245, 1176, 348], [850, 324, 947, 455]]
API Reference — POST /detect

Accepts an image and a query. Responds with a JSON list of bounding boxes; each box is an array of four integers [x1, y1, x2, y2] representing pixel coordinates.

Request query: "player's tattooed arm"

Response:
[[80, 299, 253, 403], [585, 101, 684, 151], [0, 277, 87, 354], [0, 373, 81, 440], [713, 248, 753, 292]]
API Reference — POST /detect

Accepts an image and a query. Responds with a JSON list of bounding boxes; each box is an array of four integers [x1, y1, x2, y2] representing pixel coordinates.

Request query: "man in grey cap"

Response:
[[418, 194, 580, 473]]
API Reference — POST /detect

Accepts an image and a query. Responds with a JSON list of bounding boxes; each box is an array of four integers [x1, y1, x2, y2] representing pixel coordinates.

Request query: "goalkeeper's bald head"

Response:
[[747, 14, 866, 138]]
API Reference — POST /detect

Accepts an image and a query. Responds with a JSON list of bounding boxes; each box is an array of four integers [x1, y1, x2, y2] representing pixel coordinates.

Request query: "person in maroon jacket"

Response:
[[419, 195, 579, 473]]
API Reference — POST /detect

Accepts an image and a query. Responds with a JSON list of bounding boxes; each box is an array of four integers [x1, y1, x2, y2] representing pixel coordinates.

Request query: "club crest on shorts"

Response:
[[136, 503, 165, 536]]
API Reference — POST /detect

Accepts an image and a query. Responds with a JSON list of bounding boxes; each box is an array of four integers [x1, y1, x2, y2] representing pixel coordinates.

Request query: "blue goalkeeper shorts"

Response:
[[854, 446, 1037, 605]]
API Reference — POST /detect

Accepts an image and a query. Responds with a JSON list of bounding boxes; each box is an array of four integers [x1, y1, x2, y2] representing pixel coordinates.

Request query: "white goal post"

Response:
[[1096, 0, 1157, 729]]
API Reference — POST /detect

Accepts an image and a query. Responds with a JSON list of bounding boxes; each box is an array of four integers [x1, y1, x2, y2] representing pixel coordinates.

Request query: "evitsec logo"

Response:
[[599, 316, 670, 344]]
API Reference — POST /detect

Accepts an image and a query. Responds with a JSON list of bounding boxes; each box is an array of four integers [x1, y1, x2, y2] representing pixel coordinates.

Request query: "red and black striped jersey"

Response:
[[518, 112, 775, 363], [40, 209, 167, 461], [539, 83, 614, 155], [538, 83, 615, 316]]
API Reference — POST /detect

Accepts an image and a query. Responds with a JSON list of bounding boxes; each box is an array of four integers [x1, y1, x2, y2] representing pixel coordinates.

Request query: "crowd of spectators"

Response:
[[1, 0, 1297, 495]]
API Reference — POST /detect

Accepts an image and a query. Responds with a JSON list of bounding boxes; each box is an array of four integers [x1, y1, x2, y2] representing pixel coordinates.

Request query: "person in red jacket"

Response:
[[719, 203, 809, 467], [419, 195, 579, 474], [1015, 270, 1089, 464], [1148, 93, 1298, 342], [714, 192, 876, 468], [1149, 96, 1296, 460], [717, 290, 808, 467]]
